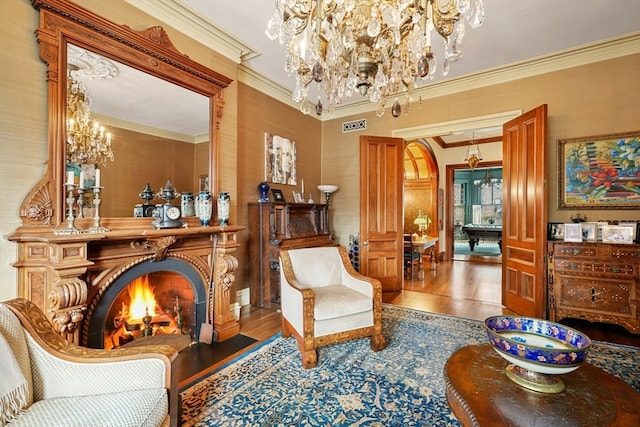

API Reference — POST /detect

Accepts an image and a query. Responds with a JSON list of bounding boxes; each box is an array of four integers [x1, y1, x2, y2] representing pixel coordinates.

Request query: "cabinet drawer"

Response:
[[556, 274, 633, 314], [554, 259, 636, 276], [552, 242, 640, 262]]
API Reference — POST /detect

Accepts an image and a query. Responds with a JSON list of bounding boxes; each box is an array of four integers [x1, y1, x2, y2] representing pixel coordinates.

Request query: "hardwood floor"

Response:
[[179, 258, 639, 385], [238, 258, 640, 346]]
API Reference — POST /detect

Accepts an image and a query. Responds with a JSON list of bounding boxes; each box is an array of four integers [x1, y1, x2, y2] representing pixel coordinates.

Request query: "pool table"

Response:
[[461, 224, 502, 252]]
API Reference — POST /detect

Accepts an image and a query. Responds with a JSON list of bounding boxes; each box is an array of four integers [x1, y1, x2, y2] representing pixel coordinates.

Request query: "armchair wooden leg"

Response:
[[281, 317, 291, 337], [370, 334, 386, 352], [301, 349, 318, 369]]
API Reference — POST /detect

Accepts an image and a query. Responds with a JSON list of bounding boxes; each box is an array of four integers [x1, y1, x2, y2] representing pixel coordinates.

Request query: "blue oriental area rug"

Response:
[[180, 305, 639, 426]]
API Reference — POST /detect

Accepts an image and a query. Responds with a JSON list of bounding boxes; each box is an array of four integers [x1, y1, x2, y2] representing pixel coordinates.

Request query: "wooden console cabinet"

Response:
[[248, 203, 336, 309], [547, 241, 640, 334]]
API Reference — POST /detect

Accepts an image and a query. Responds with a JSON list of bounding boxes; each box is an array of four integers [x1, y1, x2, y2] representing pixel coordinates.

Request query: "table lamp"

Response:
[[413, 211, 431, 240]]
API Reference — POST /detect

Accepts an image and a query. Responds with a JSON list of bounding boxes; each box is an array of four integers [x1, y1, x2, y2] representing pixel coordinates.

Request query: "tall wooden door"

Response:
[[502, 105, 548, 317], [359, 135, 404, 292]]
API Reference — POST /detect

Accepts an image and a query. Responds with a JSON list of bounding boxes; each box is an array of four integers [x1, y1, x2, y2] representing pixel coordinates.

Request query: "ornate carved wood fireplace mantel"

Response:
[[9, 221, 242, 346], [8, 0, 243, 346]]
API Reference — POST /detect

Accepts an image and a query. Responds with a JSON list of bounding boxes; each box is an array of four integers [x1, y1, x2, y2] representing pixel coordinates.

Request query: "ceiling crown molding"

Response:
[[121, 2, 640, 122], [328, 32, 640, 121], [123, 0, 258, 64]]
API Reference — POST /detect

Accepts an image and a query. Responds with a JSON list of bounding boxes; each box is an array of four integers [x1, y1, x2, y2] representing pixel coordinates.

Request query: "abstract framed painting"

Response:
[[264, 132, 297, 185], [558, 130, 640, 209]]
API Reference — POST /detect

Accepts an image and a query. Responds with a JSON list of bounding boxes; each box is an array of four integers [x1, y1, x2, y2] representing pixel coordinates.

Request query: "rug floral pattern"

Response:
[[180, 306, 639, 426]]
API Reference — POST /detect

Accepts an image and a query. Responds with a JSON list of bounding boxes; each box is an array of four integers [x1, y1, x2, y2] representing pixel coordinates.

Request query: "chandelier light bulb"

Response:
[[267, 0, 485, 117]]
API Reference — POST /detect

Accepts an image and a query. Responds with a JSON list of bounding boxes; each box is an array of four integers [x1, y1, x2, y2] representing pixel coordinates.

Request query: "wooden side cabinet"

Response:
[[547, 241, 640, 334], [248, 202, 336, 309]]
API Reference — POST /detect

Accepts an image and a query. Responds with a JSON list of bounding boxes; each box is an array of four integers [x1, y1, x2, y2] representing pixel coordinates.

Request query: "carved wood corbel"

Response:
[[47, 272, 88, 343], [131, 235, 178, 261], [212, 252, 240, 340]]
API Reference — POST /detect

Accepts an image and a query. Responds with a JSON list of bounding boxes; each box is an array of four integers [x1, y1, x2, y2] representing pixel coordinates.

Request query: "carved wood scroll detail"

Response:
[[20, 177, 54, 226], [48, 276, 88, 336], [131, 236, 178, 261]]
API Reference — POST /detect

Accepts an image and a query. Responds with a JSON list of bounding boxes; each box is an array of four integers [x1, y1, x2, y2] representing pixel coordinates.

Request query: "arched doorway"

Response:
[[403, 141, 439, 281]]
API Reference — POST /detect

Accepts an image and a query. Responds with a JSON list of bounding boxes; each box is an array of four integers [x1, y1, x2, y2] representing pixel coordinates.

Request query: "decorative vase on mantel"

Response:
[[218, 192, 230, 226], [196, 191, 212, 226]]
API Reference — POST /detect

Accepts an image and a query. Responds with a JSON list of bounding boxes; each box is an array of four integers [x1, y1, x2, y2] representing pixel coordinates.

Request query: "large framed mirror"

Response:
[[20, 0, 231, 228]]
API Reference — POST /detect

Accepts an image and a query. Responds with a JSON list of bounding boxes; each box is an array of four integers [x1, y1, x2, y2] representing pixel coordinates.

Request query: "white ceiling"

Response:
[[182, 0, 640, 105], [83, 0, 640, 139]]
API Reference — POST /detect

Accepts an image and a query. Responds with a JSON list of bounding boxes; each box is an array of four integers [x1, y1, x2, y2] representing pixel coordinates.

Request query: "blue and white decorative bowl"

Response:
[[484, 316, 592, 392]]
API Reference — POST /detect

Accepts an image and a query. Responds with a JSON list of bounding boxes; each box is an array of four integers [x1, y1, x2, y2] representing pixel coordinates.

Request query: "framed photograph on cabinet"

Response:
[[547, 223, 565, 240], [563, 223, 583, 242], [618, 222, 638, 243], [558, 131, 640, 209], [581, 222, 597, 241], [601, 225, 635, 244], [595, 222, 609, 241], [271, 188, 285, 203]]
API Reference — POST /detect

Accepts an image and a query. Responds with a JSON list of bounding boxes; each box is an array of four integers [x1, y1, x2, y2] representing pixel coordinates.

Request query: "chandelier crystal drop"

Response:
[[266, 0, 485, 116], [66, 74, 114, 166]]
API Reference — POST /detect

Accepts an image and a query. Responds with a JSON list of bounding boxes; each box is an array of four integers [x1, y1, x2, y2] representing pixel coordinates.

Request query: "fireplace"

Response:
[[85, 258, 207, 349], [10, 224, 243, 346]]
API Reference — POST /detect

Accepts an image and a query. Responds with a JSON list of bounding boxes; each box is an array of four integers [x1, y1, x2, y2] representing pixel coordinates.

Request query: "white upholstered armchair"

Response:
[[279, 246, 386, 369], [0, 298, 178, 426]]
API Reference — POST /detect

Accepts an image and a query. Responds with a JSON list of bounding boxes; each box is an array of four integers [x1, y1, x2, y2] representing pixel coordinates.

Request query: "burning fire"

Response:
[[106, 274, 182, 349], [125, 275, 158, 321]]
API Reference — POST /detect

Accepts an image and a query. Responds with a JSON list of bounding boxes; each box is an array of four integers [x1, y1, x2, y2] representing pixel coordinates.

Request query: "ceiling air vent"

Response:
[[342, 119, 366, 133]]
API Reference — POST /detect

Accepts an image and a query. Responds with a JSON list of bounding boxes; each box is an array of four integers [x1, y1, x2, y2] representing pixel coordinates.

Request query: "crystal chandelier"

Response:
[[66, 74, 114, 166], [266, 0, 485, 117], [474, 168, 501, 189]]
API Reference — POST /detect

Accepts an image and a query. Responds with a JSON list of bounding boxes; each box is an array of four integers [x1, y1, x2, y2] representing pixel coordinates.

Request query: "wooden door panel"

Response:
[[502, 105, 547, 318], [360, 136, 404, 292]]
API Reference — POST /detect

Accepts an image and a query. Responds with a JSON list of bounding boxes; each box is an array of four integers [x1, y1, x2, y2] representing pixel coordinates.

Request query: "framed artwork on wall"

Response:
[[264, 132, 297, 185], [199, 175, 209, 192], [558, 130, 640, 209]]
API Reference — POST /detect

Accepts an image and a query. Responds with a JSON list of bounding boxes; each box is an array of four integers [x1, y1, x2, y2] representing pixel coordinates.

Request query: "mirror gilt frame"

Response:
[[19, 0, 232, 230]]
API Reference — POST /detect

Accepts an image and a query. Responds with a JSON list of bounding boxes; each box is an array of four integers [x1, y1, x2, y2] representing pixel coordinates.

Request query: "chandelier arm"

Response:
[[431, 0, 461, 38]]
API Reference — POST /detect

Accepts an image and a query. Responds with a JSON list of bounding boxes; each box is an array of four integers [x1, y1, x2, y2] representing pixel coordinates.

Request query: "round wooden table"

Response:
[[443, 344, 640, 426]]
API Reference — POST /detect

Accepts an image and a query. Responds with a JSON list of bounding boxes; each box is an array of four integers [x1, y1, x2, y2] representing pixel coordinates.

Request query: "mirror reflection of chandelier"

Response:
[[474, 168, 501, 189], [266, 0, 485, 117], [66, 74, 114, 166]]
